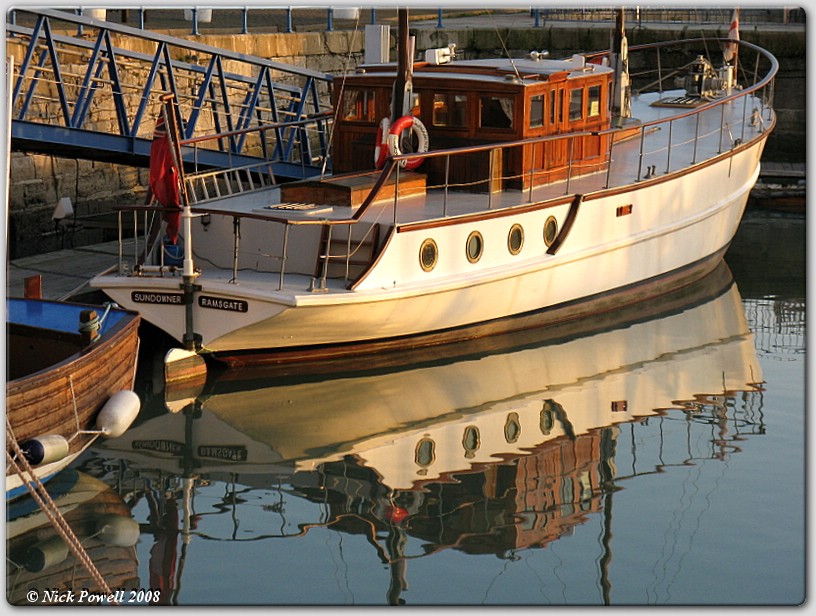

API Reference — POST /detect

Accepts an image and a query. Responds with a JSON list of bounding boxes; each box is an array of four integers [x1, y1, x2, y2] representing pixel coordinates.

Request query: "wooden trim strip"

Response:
[[547, 193, 582, 255]]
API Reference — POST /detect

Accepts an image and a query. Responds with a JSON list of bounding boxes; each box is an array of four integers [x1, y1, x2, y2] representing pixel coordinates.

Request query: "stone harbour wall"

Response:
[[6, 24, 805, 258]]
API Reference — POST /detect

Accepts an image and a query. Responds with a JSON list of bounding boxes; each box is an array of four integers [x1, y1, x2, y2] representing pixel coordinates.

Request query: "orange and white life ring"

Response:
[[386, 115, 429, 170], [374, 116, 390, 169]]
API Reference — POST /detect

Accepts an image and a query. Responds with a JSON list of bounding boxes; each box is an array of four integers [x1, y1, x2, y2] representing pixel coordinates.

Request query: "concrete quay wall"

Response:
[[7, 22, 805, 258]]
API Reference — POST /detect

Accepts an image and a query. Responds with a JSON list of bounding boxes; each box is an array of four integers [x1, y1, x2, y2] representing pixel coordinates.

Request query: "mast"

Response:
[[610, 8, 631, 127], [391, 8, 412, 121]]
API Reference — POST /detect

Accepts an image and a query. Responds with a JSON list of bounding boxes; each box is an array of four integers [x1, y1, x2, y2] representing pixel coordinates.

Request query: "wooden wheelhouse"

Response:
[[331, 53, 614, 191]]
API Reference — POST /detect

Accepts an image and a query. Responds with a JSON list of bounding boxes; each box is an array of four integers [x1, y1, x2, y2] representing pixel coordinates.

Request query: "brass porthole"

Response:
[[419, 238, 438, 272], [541, 400, 557, 435], [466, 231, 484, 263], [415, 436, 436, 468], [504, 412, 521, 443], [543, 216, 558, 247], [462, 425, 481, 459], [508, 224, 524, 255]]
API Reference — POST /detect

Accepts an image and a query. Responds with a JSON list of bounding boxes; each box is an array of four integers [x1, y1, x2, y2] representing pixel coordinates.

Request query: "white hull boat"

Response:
[[90, 13, 777, 366], [97, 261, 762, 492]]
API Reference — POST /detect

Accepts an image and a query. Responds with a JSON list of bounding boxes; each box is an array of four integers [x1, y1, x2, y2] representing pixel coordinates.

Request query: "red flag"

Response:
[[149, 115, 181, 244], [724, 8, 740, 64]]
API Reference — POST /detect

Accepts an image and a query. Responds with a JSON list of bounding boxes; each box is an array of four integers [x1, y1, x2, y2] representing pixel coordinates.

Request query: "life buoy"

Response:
[[374, 117, 390, 169], [386, 115, 429, 170]]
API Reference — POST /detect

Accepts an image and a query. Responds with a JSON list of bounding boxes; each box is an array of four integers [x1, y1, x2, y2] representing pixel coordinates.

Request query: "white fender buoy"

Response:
[[25, 536, 69, 572], [94, 514, 141, 547], [95, 390, 140, 438], [20, 434, 70, 466]]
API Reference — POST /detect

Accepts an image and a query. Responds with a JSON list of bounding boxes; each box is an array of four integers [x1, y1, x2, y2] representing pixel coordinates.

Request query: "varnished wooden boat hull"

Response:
[[6, 300, 141, 497]]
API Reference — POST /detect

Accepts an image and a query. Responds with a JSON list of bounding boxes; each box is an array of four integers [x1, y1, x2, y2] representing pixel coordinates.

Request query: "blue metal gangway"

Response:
[[6, 8, 334, 181]]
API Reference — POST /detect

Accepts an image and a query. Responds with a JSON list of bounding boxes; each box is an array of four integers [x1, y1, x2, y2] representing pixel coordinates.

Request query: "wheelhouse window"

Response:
[[569, 88, 584, 122], [549, 89, 560, 125], [530, 94, 544, 128], [432, 93, 467, 127], [588, 85, 602, 117], [342, 88, 377, 122], [480, 95, 514, 129]]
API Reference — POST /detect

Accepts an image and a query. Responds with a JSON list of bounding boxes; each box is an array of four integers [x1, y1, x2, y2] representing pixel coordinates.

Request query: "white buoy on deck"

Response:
[[95, 390, 140, 438]]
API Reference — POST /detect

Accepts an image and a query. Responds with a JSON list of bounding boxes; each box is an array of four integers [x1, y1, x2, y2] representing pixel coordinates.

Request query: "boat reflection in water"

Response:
[[6, 469, 141, 605], [97, 260, 765, 604]]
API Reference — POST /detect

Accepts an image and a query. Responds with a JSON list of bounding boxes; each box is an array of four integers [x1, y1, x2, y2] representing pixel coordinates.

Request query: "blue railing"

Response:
[[7, 8, 333, 180], [7, 7, 804, 37]]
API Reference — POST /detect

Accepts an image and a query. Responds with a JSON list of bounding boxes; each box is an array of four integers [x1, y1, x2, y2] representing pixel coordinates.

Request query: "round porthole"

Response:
[[543, 216, 558, 247], [508, 224, 524, 255], [466, 231, 484, 263], [419, 238, 438, 272], [504, 412, 521, 443], [462, 425, 481, 459]]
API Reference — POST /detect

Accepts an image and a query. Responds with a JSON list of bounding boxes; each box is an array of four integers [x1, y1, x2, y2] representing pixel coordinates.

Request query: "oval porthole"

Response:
[[415, 436, 436, 468], [466, 231, 484, 263], [504, 412, 521, 443], [508, 224, 524, 255], [462, 425, 481, 458], [419, 238, 438, 272], [540, 407, 555, 435], [543, 216, 558, 247]]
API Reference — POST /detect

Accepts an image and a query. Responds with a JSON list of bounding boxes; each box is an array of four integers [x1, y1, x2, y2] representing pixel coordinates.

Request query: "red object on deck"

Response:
[[24, 274, 42, 299]]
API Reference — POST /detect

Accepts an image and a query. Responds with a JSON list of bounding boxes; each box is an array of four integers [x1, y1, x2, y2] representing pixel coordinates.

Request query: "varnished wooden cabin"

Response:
[[331, 52, 614, 191]]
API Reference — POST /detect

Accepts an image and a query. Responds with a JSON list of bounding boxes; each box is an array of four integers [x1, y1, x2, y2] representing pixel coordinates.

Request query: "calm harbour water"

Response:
[[7, 211, 805, 607]]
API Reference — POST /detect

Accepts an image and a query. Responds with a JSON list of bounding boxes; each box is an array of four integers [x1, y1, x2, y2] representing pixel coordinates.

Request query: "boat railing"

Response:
[[179, 111, 335, 201], [110, 39, 777, 291]]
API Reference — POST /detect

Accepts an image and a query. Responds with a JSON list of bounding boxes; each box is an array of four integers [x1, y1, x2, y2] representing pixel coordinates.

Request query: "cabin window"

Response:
[[466, 231, 484, 263], [480, 95, 514, 129], [415, 437, 436, 469], [543, 216, 558, 247], [530, 95, 544, 128], [504, 412, 521, 443], [549, 90, 558, 125], [508, 224, 524, 255], [569, 88, 584, 122], [588, 85, 602, 117], [432, 93, 467, 127], [419, 238, 438, 272], [342, 88, 377, 122], [462, 425, 480, 458], [410, 92, 422, 117]]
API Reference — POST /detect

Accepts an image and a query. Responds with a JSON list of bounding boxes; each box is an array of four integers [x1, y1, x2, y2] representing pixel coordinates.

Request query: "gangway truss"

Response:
[[6, 9, 335, 182]]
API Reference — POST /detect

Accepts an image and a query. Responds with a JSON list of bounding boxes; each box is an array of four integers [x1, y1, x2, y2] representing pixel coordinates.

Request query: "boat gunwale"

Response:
[[6, 300, 141, 389]]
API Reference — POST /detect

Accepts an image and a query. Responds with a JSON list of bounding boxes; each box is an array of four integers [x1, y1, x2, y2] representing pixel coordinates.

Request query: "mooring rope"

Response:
[[6, 418, 115, 602]]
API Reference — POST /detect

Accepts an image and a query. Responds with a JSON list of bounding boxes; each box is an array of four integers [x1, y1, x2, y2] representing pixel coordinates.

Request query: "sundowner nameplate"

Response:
[[198, 295, 248, 313], [132, 440, 185, 455], [132, 291, 184, 305]]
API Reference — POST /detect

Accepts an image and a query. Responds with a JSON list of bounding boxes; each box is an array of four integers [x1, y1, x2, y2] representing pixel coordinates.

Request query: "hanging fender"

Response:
[[374, 117, 390, 169], [386, 115, 429, 170]]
